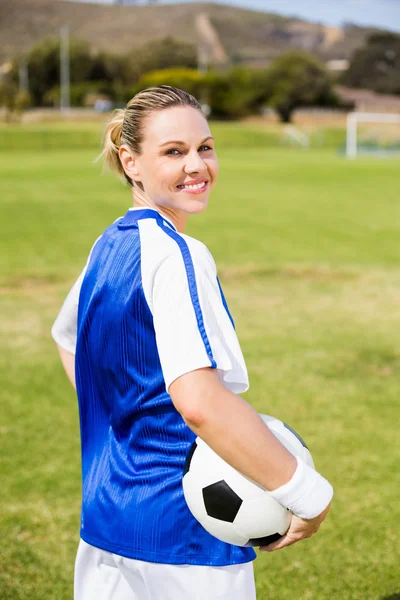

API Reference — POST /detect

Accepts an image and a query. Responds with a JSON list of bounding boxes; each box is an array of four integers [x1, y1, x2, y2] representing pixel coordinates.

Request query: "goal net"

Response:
[[346, 112, 400, 158]]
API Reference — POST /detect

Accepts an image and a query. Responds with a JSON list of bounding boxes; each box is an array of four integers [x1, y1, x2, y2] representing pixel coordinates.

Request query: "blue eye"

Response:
[[166, 145, 213, 156]]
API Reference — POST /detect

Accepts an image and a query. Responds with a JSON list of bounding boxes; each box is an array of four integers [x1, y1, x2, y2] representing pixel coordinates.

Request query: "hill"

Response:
[[0, 0, 382, 65]]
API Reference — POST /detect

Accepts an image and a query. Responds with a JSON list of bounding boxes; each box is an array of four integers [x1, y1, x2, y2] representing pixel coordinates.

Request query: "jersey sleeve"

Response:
[[51, 267, 86, 354], [51, 236, 102, 354], [151, 242, 249, 394]]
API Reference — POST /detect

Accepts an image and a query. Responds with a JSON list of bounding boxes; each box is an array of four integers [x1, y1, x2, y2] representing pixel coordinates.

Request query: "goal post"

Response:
[[346, 112, 400, 159]]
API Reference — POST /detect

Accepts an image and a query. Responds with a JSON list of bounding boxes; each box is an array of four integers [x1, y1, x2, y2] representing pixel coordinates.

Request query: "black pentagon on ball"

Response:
[[183, 441, 197, 476], [202, 480, 243, 523], [244, 532, 283, 547], [283, 422, 308, 449]]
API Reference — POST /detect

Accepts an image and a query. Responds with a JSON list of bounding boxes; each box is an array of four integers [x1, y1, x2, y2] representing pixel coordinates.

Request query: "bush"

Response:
[[0, 80, 32, 121], [43, 81, 115, 108], [205, 67, 269, 120], [130, 68, 207, 102], [130, 66, 269, 120]]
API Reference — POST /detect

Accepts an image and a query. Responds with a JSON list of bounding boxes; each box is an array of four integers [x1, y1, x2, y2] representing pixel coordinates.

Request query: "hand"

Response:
[[259, 502, 331, 552]]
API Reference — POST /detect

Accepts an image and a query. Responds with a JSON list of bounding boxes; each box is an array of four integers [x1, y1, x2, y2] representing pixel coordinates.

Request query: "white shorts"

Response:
[[75, 539, 257, 600]]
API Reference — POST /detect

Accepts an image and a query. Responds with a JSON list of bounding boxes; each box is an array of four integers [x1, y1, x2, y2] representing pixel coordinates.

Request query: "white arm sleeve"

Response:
[[51, 267, 86, 355], [151, 244, 249, 394], [51, 236, 102, 354]]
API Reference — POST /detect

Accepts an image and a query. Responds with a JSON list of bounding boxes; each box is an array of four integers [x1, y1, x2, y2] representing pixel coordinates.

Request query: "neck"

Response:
[[132, 186, 188, 233]]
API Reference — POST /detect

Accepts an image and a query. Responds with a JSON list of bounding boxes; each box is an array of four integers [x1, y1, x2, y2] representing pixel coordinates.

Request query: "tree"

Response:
[[126, 36, 198, 82], [264, 52, 339, 123], [205, 67, 270, 120], [342, 33, 400, 95], [19, 37, 100, 106]]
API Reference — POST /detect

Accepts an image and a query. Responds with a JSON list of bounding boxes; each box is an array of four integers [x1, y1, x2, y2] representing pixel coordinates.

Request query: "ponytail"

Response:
[[97, 108, 133, 187]]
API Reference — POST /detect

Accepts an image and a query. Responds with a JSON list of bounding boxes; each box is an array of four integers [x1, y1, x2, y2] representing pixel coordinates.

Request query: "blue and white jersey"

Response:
[[51, 207, 256, 566]]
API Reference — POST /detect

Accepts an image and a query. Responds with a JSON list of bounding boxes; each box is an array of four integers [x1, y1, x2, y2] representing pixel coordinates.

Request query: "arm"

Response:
[[56, 344, 76, 390], [170, 367, 332, 551], [51, 267, 87, 389], [51, 237, 101, 385], [170, 367, 297, 491]]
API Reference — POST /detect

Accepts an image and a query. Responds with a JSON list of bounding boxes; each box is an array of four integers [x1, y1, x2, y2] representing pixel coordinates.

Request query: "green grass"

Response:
[[1, 122, 400, 599]]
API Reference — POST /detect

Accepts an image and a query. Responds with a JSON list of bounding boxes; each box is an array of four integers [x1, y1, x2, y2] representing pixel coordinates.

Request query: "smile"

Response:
[[177, 181, 208, 192]]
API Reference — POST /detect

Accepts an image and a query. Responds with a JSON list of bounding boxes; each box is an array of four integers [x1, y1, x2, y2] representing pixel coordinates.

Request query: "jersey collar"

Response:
[[119, 207, 177, 232]]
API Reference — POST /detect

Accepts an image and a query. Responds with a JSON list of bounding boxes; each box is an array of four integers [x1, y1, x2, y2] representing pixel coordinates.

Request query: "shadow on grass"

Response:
[[381, 595, 400, 600]]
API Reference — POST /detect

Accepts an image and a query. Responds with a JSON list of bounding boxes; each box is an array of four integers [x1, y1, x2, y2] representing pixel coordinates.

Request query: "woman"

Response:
[[52, 86, 333, 600]]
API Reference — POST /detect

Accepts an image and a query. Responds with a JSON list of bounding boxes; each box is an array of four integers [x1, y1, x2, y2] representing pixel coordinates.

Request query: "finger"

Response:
[[259, 527, 317, 551], [259, 534, 302, 552]]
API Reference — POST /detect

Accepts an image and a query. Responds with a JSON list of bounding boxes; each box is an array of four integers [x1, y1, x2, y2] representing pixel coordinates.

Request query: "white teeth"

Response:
[[179, 181, 206, 190]]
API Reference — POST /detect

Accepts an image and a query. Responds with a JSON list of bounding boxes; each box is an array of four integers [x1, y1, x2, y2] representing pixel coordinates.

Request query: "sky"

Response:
[[73, 0, 400, 32]]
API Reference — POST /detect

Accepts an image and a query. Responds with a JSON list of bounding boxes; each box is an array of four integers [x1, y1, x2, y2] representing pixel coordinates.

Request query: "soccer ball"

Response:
[[182, 414, 314, 547]]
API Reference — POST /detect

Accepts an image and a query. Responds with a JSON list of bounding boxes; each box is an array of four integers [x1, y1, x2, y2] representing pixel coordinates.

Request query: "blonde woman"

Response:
[[52, 86, 332, 600]]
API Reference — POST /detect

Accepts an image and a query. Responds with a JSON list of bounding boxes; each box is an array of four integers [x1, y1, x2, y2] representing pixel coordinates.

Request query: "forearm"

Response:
[[170, 369, 297, 491], [56, 344, 76, 389]]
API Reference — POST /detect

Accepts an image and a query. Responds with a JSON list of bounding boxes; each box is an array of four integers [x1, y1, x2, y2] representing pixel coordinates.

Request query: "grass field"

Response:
[[1, 121, 400, 600]]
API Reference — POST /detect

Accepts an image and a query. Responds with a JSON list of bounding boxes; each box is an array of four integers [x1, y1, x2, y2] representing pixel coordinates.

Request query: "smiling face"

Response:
[[121, 105, 219, 215]]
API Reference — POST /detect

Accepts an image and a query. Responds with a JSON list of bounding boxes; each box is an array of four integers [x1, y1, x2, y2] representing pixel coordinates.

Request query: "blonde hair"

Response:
[[99, 85, 204, 187]]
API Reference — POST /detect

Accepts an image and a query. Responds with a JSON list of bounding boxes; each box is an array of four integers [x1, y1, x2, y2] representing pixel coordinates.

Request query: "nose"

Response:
[[184, 149, 207, 175]]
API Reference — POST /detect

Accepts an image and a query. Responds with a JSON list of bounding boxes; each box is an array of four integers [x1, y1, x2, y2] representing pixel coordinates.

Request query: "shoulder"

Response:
[[139, 219, 216, 276], [179, 233, 217, 276], [156, 231, 217, 283], [86, 216, 124, 260]]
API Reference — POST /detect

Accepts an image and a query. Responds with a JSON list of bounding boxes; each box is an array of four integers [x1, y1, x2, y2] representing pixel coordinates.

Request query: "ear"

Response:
[[119, 144, 141, 183]]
